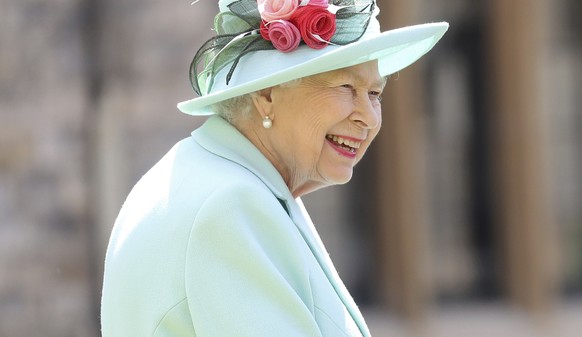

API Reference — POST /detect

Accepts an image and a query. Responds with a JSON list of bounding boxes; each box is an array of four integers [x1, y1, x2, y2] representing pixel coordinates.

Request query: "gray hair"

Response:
[[210, 78, 303, 125], [210, 94, 255, 124]]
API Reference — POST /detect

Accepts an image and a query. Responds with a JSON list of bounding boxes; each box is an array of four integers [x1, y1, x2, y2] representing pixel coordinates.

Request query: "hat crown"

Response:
[[192, 0, 379, 96]]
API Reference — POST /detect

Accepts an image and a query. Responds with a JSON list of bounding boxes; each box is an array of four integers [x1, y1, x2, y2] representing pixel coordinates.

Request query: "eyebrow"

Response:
[[339, 68, 387, 89]]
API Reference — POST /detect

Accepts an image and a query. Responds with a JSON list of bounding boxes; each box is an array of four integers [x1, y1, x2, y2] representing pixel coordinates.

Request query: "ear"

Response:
[[251, 87, 274, 120]]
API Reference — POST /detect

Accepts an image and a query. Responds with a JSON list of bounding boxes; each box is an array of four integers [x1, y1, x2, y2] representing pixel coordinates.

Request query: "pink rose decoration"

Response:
[[258, 0, 300, 22], [263, 20, 302, 52], [259, 20, 271, 41], [291, 5, 336, 49], [305, 0, 329, 8]]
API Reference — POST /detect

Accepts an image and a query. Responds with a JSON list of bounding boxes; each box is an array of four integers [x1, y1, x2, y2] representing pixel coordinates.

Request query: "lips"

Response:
[[326, 134, 362, 154]]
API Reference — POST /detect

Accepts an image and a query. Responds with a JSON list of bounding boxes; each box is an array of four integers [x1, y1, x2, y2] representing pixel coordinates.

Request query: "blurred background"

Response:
[[0, 0, 581, 336]]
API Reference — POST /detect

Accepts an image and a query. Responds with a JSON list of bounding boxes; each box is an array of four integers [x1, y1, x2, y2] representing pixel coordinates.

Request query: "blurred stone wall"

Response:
[[1, 1, 93, 336], [0, 0, 214, 335]]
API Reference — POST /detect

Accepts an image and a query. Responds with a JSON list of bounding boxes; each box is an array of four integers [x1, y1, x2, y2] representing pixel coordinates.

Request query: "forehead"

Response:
[[309, 61, 385, 87]]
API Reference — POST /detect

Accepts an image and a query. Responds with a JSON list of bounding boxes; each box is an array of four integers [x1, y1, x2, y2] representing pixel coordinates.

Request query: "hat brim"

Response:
[[178, 22, 449, 116]]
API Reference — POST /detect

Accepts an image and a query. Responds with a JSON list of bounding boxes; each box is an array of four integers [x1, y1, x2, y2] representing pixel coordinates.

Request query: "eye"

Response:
[[369, 91, 382, 102], [337, 84, 356, 97]]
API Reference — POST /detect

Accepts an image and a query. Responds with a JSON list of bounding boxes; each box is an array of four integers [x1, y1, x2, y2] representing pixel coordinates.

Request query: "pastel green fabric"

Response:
[[101, 116, 371, 336]]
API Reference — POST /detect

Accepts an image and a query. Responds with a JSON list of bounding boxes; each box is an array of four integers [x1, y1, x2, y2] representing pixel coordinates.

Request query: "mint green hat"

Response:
[[178, 0, 448, 116]]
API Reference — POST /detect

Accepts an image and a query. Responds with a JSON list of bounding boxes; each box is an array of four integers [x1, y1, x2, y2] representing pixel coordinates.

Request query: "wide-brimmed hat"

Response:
[[178, 0, 448, 116]]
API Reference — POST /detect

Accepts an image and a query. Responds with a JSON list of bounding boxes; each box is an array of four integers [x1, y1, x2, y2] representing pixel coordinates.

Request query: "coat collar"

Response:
[[191, 116, 293, 201], [192, 116, 370, 337]]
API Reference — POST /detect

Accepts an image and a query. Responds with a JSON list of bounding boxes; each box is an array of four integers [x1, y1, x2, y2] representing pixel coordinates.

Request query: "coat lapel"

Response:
[[287, 198, 371, 337], [192, 116, 370, 337]]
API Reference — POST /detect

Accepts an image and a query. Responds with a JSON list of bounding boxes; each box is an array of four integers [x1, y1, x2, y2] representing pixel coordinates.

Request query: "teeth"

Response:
[[326, 135, 361, 149]]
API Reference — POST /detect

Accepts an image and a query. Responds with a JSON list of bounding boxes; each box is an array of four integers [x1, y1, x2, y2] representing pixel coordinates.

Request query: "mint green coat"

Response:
[[101, 116, 371, 337]]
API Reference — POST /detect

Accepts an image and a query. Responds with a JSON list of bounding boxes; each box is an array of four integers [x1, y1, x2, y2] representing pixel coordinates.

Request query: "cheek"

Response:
[[356, 125, 381, 162], [298, 97, 347, 133], [369, 119, 382, 144]]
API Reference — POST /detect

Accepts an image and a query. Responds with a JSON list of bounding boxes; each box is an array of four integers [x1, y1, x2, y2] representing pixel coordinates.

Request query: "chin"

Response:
[[326, 170, 353, 185]]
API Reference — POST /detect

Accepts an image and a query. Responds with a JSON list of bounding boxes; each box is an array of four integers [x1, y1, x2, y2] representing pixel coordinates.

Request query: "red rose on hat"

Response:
[[291, 5, 336, 49]]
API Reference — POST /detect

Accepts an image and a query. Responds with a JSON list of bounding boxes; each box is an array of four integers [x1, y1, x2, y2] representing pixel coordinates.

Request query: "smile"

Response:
[[326, 134, 362, 154]]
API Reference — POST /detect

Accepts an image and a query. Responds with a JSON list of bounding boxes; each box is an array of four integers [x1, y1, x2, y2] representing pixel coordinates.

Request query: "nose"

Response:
[[350, 92, 381, 129]]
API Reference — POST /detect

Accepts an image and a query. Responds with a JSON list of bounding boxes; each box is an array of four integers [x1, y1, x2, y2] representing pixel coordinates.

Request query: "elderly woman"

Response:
[[101, 0, 447, 336]]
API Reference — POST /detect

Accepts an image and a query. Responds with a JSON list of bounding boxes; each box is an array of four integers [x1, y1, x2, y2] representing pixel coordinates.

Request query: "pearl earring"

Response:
[[262, 116, 272, 129]]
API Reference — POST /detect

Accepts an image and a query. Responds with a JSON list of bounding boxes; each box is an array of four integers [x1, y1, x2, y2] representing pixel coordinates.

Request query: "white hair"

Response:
[[210, 78, 303, 125], [210, 94, 254, 124]]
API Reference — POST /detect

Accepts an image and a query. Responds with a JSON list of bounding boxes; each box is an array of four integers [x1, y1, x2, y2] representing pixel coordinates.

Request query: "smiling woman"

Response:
[[237, 61, 385, 196], [100, 0, 447, 336]]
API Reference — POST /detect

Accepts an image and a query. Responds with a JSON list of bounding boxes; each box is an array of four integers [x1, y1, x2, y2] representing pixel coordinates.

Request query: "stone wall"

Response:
[[0, 1, 215, 335]]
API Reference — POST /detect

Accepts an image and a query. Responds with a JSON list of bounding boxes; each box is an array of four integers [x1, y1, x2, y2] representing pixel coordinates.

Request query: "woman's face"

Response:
[[261, 60, 385, 197]]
